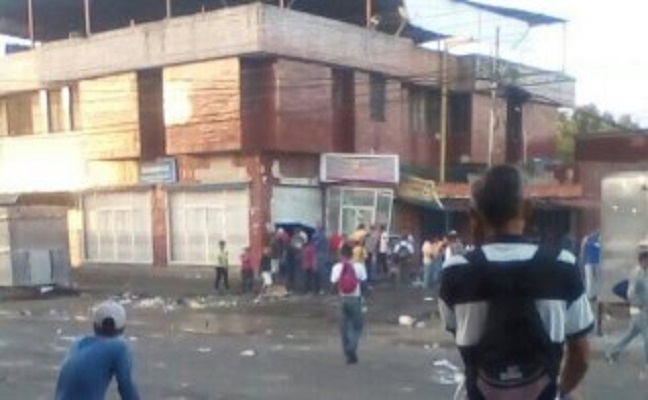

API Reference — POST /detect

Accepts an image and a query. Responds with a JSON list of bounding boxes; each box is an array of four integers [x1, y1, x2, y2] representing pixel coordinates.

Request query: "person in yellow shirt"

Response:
[[352, 240, 368, 264]]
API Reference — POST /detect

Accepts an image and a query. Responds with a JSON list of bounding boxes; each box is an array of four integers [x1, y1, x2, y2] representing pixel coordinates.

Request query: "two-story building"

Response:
[[0, 0, 581, 268]]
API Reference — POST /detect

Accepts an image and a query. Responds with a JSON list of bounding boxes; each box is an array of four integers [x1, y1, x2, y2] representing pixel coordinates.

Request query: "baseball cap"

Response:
[[93, 300, 127, 330]]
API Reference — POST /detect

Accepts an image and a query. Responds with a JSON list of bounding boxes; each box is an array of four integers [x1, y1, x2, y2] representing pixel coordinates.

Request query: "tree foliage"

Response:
[[556, 104, 640, 163]]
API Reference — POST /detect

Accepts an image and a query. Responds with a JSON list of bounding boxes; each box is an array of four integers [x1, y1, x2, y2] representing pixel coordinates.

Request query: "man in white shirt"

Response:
[[331, 244, 368, 364], [377, 224, 390, 277]]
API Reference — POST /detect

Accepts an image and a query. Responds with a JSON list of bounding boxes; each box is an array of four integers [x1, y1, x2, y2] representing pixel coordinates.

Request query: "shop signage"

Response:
[[320, 153, 399, 184], [397, 175, 442, 208], [140, 158, 178, 184]]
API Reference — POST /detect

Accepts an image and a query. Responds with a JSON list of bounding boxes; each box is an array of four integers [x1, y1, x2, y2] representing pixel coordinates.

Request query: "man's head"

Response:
[[93, 301, 126, 337], [471, 165, 529, 237], [219, 240, 226, 249], [340, 243, 353, 260], [357, 224, 366, 231], [447, 230, 458, 241]]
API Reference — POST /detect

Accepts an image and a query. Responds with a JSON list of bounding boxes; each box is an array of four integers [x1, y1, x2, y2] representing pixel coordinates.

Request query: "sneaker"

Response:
[[346, 352, 359, 365], [604, 352, 618, 364]]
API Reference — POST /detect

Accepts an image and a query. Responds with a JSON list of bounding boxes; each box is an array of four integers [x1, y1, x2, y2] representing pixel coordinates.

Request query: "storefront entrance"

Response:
[[326, 186, 393, 235]]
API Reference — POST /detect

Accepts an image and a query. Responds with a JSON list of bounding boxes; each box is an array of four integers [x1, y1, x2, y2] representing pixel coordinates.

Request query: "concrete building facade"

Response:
[[0, 1, 579, 268]]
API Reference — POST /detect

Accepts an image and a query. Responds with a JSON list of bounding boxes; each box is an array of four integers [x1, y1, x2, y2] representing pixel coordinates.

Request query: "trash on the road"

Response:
[[240, 349, 256, 357], [134, 297, 166, 309], [56, 328, 63, 335], [265, 329, 273, 336], [74, 315, 88, 322], [19, 310, 32, 317], [398, 315, 415, 327], [128, 336, 138, 342], [431, 359, 464, 386], [59, 335, 76, 342], [423, 297, 435, 302], [197, 347, 212, 353], [40, 286, 54, 294], [184, 298, 208, 310], [414, 321, 426, 328], [285, 334, 295, 340]]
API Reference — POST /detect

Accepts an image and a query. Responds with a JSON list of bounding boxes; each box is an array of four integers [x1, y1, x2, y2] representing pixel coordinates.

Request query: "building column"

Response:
[[246, 155, 271, 267], [152, 186, 168, 267]]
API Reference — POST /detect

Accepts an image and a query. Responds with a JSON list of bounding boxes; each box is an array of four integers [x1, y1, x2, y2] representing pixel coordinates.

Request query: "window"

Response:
[[409, 86, 440, 134], [6, 93, 33, 136], [369, 73, 386, 121], [449, 93, 471, 134]]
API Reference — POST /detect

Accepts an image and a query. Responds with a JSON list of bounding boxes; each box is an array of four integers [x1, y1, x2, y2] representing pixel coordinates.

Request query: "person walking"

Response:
[[259, 246, 273, 296], [365, 225, 379, 282], [377, 224, 390, 277], [439, 165, 593, 400], [421, 237, 436, 291], [605, 242, 648, 379], [55, 301, 140, 400], [240, 247, 255, 294], [331, 244, 367, 365], [302, 240, 319, 294], [214, 240, 230, 292]]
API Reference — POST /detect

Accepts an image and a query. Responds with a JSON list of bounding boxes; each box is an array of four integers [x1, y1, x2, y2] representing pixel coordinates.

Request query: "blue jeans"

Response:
[[607, 313, 648, 364], [340, 297, 364, 360]]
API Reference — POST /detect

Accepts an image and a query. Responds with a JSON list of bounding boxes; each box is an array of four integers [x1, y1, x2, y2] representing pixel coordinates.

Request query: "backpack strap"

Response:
[[530, 245, 562, 269], [464, 247, 488, 266]]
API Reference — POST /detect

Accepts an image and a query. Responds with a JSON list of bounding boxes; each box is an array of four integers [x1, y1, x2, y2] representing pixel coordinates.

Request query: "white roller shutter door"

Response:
[[83, 191, 153, 264], [168, 189, 249, 266]]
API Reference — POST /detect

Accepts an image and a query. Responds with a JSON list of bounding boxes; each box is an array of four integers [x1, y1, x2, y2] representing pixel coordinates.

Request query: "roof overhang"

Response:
[[452, 0, 566, 26]]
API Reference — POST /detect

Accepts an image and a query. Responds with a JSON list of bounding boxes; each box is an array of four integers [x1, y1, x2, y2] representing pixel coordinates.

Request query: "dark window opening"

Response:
[[369, 73, 386, 122], [408, 86, 440, 134], [449, 93, 471, 135]]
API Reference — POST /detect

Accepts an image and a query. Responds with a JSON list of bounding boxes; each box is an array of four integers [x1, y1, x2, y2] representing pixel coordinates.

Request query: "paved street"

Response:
[[0, 271, 646, 399]]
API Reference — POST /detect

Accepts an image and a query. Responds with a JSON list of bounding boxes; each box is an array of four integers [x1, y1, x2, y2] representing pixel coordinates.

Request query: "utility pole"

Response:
[[487, 26, 500, 167], [83, 0, 92, 36], [165, 0, 172, 18], [366, 0, 373, 27], [27, 0, 35, 46], [439, 41, 448, 183]]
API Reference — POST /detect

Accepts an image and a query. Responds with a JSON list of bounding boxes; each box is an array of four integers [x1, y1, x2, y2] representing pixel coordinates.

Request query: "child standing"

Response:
[[259, 247, 273, 295], [240, 247, 255, 294], [214, 240, 230, 292]]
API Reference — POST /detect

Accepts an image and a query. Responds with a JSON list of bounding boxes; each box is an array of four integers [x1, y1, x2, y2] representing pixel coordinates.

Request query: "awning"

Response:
[[453, 0, 566, 26]]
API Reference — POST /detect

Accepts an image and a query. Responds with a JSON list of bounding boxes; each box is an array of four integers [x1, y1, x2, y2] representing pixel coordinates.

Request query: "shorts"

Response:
[[261, 271, 273, 287]]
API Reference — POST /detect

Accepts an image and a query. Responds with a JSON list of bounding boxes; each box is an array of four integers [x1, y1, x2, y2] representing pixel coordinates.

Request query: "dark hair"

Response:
[[473, 165, 524, 229], [219, 240, 226, 247], [340, 243, 353, 259], [640, 251, 648, 262], [94, 317, 124, 337]]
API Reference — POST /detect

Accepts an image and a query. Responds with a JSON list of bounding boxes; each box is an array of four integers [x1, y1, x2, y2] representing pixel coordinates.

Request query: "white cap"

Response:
[[93, 301, 127, 330]]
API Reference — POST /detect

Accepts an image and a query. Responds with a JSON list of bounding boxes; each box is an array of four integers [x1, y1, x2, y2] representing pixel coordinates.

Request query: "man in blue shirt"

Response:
[[55, 300, 140, 400], [580, 231, 601, 300]]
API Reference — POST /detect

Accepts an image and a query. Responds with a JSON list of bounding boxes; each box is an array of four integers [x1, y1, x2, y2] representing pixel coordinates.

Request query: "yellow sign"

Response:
[[397, 175, 441, 207]]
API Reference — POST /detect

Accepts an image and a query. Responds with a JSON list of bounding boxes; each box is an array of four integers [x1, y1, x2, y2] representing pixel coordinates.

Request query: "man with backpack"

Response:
[[331, 243, 367, 365], [439, 165, 593, 400]]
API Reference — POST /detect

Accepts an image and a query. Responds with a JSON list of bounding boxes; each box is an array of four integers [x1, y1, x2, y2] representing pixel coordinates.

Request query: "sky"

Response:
[[406, 0, 648, 126], [2, 1, 647, 126]]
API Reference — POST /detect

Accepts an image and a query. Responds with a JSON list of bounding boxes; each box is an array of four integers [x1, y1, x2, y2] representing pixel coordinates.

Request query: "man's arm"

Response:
[[559, 336, 590, 397], [115, 344, 140, 400]]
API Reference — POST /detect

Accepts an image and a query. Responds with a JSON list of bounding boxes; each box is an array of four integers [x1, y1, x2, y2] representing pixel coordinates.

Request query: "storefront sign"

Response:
[[397, 175, 442, 208], [320, 153, 399, 184], [140, 158, 178, 184]]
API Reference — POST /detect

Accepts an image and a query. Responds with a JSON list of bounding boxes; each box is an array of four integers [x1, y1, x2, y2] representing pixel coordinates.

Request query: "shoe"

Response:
[[604, 352, 618, 364], [346, 352, 358, 365]]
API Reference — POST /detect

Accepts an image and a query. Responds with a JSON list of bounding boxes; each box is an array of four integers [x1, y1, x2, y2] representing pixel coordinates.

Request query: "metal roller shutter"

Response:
[[83, 191, 153, 264], [168, 189, 250, 266]]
